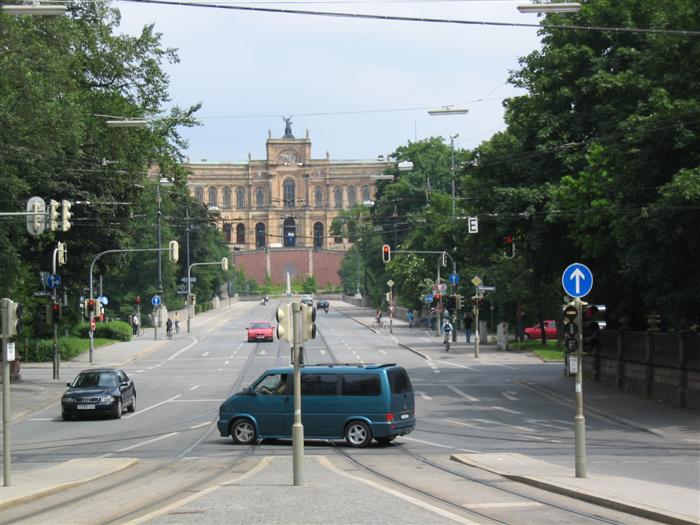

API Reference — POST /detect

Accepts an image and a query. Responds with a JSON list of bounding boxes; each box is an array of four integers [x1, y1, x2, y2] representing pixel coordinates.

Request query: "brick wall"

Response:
[[232, 248, 344, 287]]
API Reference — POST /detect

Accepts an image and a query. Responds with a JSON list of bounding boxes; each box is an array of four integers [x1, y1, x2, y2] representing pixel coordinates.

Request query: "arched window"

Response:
[[208, 187, 218, 206], [313, 222, 324, 248], [256, 187, 265, 208], [333, 187, 343, 209], [236, 223, 245, 244], [223, 187, 232, 208], [347, 186, 356, 207], [283, 217, 296, 247], [255, 222, 266, 247], [223, 223, 232, 243], [362, 185, 370, 202], [195, 187, 204, 202], [283, 179, 295, 208], [236, 187, 245, 209], [314, 187, 323, 208]]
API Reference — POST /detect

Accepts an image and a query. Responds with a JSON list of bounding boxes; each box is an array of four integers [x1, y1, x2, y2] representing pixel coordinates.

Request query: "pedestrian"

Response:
[[375, 309, 383, 328], [166, 317, 173, 339], [407, 309, 414, 329], [463, 312, 474, 344], [174, 312, 180, 333], [131, 314, 138, 336]]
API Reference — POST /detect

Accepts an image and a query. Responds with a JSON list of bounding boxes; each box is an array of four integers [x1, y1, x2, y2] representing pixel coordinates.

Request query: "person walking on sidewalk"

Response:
[[463, 312, 473, 344]]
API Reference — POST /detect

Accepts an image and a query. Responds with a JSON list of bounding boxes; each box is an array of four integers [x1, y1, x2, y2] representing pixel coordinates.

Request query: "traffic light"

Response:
[[447, 295, 456, 311], [382, 244, 391, 263], [57, 241, 67, 265], [49, 199, 60, 231], [51, 302, 62, 323], [87, 298, 96, 313], [169, 240, 179, 262], [1, 299, 23, 339], [583, 304, 606, 351], [221, 257, 229, 271], [276, 304, 292, 342], [503, 235, 515, 259], [301, 304, 316, 342], [60, 200, 72, 232], [441, 252, 447, 267], [456, 294, 462, 310]]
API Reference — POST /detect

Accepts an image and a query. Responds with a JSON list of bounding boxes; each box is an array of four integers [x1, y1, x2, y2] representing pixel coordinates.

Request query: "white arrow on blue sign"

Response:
[[449, 272, 459, 285], [424, 294, 433, 303], [562, 263, 593, 298], [46, 274, 61, 289], [151, 295, 162, 306]]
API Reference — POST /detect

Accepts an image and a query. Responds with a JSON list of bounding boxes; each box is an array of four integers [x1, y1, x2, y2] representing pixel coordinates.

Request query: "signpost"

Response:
[[561, 263, 593, 479]]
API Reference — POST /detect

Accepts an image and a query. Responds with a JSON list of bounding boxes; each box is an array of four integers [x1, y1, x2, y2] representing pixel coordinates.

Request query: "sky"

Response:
[[114, 0, 544, 162]]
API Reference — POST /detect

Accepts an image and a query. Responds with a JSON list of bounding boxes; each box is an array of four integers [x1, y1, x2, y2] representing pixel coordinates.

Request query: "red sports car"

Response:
[[247, 321, 274, 342], [524, 320, 558, 340]]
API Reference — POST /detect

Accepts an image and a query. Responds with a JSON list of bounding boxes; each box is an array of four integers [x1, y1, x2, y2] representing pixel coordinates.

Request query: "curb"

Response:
[[397, 342, 429, 361], [450, 455, 699, 525]]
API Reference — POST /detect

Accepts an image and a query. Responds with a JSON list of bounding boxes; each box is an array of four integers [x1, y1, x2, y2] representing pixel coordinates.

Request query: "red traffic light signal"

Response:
[[135, 296, 141, 305], [382, 244, 391, 263], [51, 303, 61, 323], [87, 299, 96, 312]]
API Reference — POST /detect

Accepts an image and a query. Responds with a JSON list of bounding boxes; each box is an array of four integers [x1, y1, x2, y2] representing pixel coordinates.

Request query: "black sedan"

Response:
[[317, 300, 329, 311], [61, 368, 136, 420]]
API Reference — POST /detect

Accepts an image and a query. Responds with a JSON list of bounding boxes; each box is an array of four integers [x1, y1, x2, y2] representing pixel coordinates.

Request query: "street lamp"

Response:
[[428, 106, 469, 116], [1, 4, 67, 15], [517, 3, 581, 13]]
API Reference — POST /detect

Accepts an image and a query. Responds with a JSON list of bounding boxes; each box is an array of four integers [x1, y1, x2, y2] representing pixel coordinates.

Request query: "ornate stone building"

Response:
[[184, 123, 391, 286]]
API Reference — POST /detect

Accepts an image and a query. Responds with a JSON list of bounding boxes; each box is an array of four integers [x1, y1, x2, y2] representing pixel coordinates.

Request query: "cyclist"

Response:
[[375, 309, 383, 328], [166, 317, 173, 339], [442, 318, 453, 351], [174, 312, 180, 334]]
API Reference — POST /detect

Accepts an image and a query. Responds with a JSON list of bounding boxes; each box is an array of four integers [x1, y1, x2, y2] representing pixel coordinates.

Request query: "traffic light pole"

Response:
[[574, 298, 587, 478], [51, 246, 60, 379], [291, 301, 304, 486], [474, 285, 481, 359], [2, 336, 11, 486]]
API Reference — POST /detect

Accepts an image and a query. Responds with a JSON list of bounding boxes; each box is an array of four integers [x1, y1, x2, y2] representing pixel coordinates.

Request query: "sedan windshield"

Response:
[[250, 323, 271, 329], [73, 372, 118, 388]]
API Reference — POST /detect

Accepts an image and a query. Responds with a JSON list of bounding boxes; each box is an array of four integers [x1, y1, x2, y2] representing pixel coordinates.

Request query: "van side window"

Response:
[[388, 368, 413, 395], [340, 374, 380, 396], [255, 373, 288, 395], [301, 374, 337, 396]]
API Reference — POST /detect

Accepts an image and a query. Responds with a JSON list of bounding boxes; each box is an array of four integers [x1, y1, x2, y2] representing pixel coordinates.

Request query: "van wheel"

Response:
[[231, 419, 257, 445], [375, 436, 395, 446], [345, 421, 372, 448]]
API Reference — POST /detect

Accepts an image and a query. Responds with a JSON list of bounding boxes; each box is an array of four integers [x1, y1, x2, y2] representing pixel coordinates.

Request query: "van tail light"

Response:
[[385, 413, 394, 422]]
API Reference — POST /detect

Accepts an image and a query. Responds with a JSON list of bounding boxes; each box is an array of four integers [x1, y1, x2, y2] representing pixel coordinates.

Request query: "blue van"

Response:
[[217, 364, 415, 447]]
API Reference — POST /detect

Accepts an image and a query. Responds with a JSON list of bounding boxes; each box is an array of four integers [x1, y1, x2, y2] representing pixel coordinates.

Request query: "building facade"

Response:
[[184, 124, 391, 286]]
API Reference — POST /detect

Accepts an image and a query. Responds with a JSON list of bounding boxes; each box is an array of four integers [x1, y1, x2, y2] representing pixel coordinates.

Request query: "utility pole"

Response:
[[156, 182, 163, 338], [450, 134, 458, 220], [574, 297, 586, 477], [291, 302, 304, 486]]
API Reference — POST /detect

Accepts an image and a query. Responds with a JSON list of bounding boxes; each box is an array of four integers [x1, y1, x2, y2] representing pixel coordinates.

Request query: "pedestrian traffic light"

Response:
[[49, 199, 60, 231], [583, 304, 606, 351], [1, 299, 23, 339], [87, 298, 96, 313], [447, 295, 456, 311], [503, 235, 515, 259], [60, 200, 72, 232], [51, 302, 62, 323], [456, 294, 462, 310], [441, 252, 447, 267], [301, 304, 316, 342], [57, 241, 67, 265], [276, 304, 292, 342], [135, 295, 141, 305], [382, 244, 391, 263], [169, 240, 179, 262]]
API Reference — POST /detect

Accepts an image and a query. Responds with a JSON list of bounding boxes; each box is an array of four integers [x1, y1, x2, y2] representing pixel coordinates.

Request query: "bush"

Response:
[[71, 320, 132, 341], [22, 337, 113, 362]]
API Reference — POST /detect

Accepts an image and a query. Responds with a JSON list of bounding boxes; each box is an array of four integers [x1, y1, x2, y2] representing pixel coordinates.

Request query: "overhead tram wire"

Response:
[[121, 0, 700, 37]]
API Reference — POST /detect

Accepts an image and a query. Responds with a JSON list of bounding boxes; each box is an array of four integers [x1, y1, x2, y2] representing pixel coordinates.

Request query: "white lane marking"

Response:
[[260, 350, 267, 355], [491, 406, 522, 415], [417, 391, 433, 401], [218, 368, 223, 371], [147, 367, 154, 370], [225, 360, 230, 365], [521, 435, 546, 441], [166, 337, 199, 361], [171, 399, 221, 402], [355, 355, 361, 360], [464, 502, 542, 509], [28, 418, 54, 421], [320, 350, 327, 355], [135, 370, 145, 373], [447, 385, 479, 402], [201, 351, 209, 357], [437, 360, 475, 370], [501, 391, 518, 401], [472, 418, 498, 424], [189, 422, 211, 429], [444, 418, 482, 429], [124, 394, 181, 419], [378, 349, 387, 354], [116, 431, 180, 452], [154, 364, 162, 368], [400, 436, 453, 449], [190, 385, 200, 391], [318, 457, 478, 525]]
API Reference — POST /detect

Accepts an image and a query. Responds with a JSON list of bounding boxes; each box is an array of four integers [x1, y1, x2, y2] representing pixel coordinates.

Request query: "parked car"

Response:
[[247, 320, 275, 342], [524, 320, 558, 340], [217, 363, 415, 447], [61, 368, 135, 420]]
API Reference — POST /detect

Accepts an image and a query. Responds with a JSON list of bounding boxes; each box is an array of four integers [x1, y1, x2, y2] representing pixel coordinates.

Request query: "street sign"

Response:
[[562, 263, 593, 298], [151, 295, 161, 306], [478, 285, 496, 292], [425, 294, 433, 303], [438, 283, 447, 292], [449, 273, 459, 285], [100, 296, 109, 305], [564, 322, 578, 337], [46, 274, 61, 289], [468, 216, 478, 234], [26, 196, 46, 236], [471, 276, 482, 287], [386, 279, 395, 288], [565, 339, 578, 351], [180, 277, 197, 283], [563, 305, 578, 320]]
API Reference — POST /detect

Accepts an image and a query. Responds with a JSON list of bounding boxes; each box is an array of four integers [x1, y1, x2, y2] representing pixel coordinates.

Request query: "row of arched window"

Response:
[[223, 220, 327, 248], [193, 182, 371, 209]]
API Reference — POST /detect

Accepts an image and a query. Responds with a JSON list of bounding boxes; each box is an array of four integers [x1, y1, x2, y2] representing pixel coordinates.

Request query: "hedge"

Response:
[[22, 337, 112, 362], [71, 320, 132, 341]]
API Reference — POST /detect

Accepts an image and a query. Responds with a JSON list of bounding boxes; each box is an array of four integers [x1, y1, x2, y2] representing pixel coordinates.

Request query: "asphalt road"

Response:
[[2, 300, 696, 524]]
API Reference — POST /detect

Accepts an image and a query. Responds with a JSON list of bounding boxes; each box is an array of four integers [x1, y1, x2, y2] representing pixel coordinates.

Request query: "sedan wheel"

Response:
[[231, 419, 257, 445], [127, 395, 136, 413], [113, 398, 122, 419], [62, 410, 72, 421], [345, 420, 372, 448]]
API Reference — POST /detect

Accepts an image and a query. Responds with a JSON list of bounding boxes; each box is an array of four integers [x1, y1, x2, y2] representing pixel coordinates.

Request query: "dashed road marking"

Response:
[[501, 391, 518, 401], [189, 385, 200, 391], [417, 391, 433, 401], [447, 385, 479, 402]]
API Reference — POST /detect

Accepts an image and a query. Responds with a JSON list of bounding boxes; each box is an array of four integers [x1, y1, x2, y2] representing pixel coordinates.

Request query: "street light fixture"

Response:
[[428, 106, 469, 116], [517, 3, 581, 13], [105, 119, 149, 128], [1, 4, 67, 15]]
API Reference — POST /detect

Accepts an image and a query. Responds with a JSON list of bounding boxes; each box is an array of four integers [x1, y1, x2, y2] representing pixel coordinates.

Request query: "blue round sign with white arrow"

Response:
[[562, 263, 593, 298], [46, 274, 61, 289], [449, 272, 460, 285], [151, 295, 161, 306]]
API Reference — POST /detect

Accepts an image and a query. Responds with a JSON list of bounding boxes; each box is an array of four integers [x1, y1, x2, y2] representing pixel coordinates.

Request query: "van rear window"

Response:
[[388, 368, 412, 395], [340, 374, 381, 396]]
